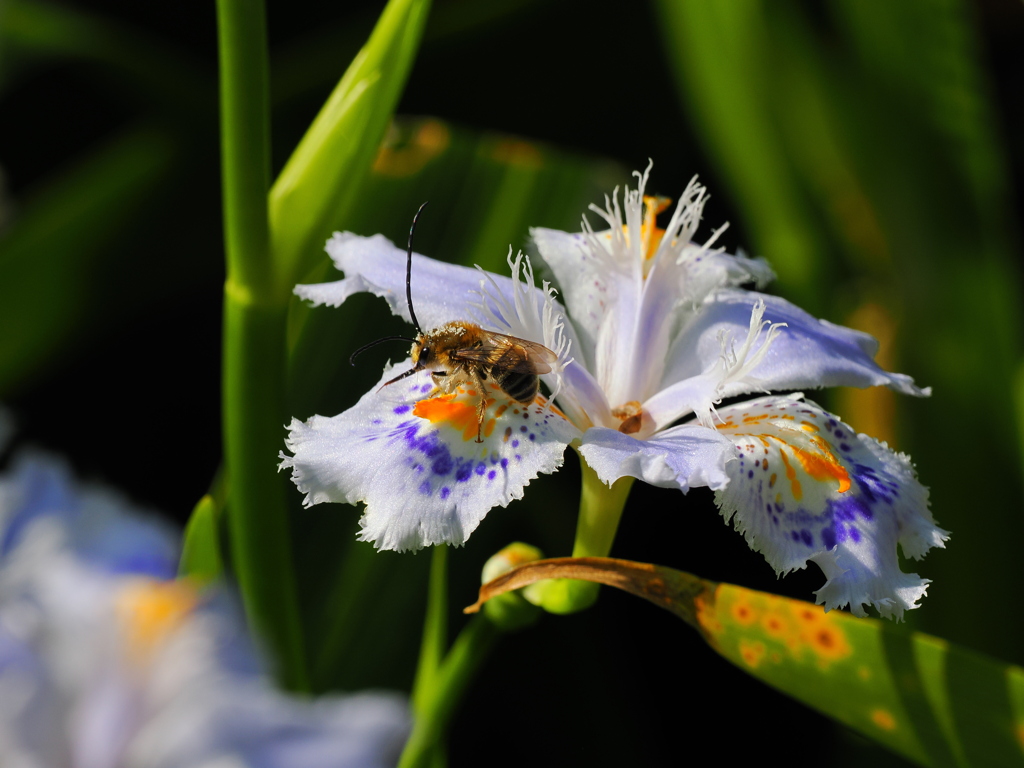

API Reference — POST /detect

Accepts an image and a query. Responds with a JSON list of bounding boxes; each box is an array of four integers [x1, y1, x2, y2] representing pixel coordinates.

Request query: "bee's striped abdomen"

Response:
[[497, 371, 539, 403]]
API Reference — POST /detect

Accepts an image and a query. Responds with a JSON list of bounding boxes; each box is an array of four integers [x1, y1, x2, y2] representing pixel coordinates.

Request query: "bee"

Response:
[[350, 202, 558, 443]]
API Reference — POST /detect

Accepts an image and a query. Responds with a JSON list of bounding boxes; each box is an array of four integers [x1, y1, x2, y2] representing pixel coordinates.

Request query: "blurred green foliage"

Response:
[[1, 0, 1022, 765]]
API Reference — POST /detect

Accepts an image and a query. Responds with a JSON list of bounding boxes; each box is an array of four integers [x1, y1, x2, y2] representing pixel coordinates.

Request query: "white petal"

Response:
[[712, 395, 947, 620], [675, 247, 774, 307], [666, 289, 928, 395], [281, 362, 581, 552], [297, 233, 485, 331], [579, 425, 734, 491], [300, 233, 585, 359], [646, 290, 929, 428], [530, 228, 604, 369]]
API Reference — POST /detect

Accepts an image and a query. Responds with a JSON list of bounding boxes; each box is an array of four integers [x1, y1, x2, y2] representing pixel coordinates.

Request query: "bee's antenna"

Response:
[[406, 201, 429, 335], [349, 336, 418, 367]]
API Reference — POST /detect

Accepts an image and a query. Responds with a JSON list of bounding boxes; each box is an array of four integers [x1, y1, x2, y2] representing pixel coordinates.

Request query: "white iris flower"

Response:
[[281, 167, 948, 620], [0, 450, 410, 767]]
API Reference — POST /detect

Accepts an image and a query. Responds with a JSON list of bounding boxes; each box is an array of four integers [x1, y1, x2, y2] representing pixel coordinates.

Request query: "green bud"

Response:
[[481, 542, 544, 631]]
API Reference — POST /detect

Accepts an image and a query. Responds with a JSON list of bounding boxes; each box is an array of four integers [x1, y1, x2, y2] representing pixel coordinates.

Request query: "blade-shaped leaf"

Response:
[[467, 557, 1024, 767], [269, 0, 431, 290], [178, 494, 224, 584]]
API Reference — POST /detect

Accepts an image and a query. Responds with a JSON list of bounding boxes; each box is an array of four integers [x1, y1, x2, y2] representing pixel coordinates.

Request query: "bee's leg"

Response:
[[473, 372, 488, 443]]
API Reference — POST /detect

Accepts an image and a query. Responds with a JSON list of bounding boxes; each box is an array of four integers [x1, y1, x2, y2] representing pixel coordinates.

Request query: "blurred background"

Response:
[[1, 0, 1022, 765]]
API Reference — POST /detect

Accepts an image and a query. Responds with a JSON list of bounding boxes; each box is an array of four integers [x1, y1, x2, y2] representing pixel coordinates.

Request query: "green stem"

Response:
[[399, 615, 499, 768], [217, 0, 308, 689], [533, 457, 635, 614], [412, 546, 449, 714]]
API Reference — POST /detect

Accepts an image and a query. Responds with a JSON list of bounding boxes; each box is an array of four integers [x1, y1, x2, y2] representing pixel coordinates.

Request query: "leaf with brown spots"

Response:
[[468, 556, 1024, 767]]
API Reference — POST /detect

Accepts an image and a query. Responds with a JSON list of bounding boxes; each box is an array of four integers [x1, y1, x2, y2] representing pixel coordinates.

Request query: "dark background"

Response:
[[3, 1, 1023, 765]]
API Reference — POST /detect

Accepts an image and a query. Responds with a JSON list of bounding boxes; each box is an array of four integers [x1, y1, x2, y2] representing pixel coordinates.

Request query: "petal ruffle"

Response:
[[578, 424, 734, 491], [530, 228, 604, 370], [646, 290, 929, 429], [281, 362, 581, 552], [712, 395, 947, 620]]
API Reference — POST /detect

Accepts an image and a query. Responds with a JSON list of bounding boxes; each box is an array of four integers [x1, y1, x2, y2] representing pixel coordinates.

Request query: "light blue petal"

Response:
[[579, 424, 734, 491]]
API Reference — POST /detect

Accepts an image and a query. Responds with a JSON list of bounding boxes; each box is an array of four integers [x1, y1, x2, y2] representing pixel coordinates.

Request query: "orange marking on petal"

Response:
[[483, 418, 497, 438], [800, 420, 820, 432], [533, 395, 569, 421], [769, 473, 777, 488], [413, 397, 480, 442], [789, 443, 851, 493], [778, 450, 803, 501]]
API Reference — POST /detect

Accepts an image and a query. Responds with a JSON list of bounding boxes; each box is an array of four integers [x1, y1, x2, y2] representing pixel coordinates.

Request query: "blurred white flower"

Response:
[[0, 449, 410, 768]]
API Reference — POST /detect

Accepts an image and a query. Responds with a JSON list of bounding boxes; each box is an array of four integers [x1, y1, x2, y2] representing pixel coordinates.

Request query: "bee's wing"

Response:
[[453, 332, 558, 374]]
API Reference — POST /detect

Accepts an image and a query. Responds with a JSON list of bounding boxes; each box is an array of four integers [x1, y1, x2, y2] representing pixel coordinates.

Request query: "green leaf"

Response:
[[269, 0, 431, 290], [178, 494, 224, 583], [468, 557, 1024, 767], [652, 0, 824, 306], [0, 127, 173, 396]]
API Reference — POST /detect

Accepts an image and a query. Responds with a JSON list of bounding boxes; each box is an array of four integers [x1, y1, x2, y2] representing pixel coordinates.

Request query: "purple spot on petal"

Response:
[[529, 434, 535, 441], [850, 527, 861, 542], [822, 527, 836, 550], [440, 487, 451, 499], [512, 440, 519, 448], [515, 454, 521, 462], [475, 462, 486, 475], [839, 443, 850, 452], [520, 425, 528, 433], [419, 481, 431, 495], [487, 470, 496, 480], [393, 405, 411, 415], [800, 529, 813, 546], [501, 458, 509, 468], [747, 470, 754, 479], [372, 419, 382, 425], [455, 464, 473, 482]]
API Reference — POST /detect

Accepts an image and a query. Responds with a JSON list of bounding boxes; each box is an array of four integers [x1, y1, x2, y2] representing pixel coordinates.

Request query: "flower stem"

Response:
[[532, 457, 634, 613], [399, 614, 499, 768], [217, 0, 307, 690], [412, 545, 448, 714]]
